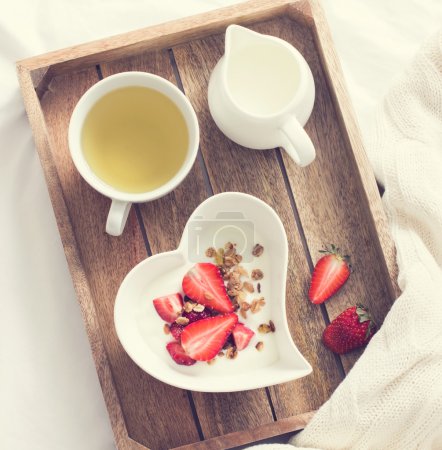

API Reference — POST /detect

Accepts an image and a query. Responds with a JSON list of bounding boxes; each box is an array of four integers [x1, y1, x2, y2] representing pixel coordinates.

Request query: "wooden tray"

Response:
[[17, 1, 399, 448]]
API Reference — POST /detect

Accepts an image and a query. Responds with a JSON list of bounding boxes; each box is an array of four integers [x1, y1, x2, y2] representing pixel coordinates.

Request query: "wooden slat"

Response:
[[17, 65, 138, 450], [301, 0, 400, 299], [18, 0, 294, 76], [99, 50, 276, 441], [39, 67, 200, 450], [173, 411, 315, 450], [252, 17, 395, 371], [172, 29, 344, 423], [185, 391, 274, 439]]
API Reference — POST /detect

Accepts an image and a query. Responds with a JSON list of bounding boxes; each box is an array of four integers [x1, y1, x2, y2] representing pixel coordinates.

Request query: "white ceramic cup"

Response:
[[68, 72, 199, 236]]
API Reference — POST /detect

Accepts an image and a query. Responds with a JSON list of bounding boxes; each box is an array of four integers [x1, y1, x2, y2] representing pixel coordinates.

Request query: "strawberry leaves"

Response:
[[356, 304, 377, 340]]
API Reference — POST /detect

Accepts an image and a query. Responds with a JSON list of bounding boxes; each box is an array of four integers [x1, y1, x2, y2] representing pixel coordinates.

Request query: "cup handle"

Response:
[[106, 200, 132, 236], [278, 115, 315, 167]]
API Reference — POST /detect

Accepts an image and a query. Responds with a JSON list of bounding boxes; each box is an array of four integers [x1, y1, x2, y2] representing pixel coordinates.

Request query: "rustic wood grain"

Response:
[[16, 65, 136, 450], [172, 31, 344, 422], [16, 1, 400, 449], [287, 0, 314, 27], [301, 0, 400, 300], [173, 411, 315, 450], [18, 0, 293, 77], [39, 68, 200, 450], [99, 50, 276, 440], [28, 65, 54, 98]]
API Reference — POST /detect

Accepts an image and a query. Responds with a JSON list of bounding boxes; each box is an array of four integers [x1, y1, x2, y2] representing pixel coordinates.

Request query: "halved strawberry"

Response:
[[182, 263, 233, 313], [166, 341, 196, 366], [232, 323, 255, 351], [309, 245, 351, 304], [181, 313, 238, 361], [153, 293, 183, 323]]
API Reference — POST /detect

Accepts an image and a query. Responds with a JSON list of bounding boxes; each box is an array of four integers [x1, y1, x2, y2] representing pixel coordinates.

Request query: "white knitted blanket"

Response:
[[248, 30, 442, 450]]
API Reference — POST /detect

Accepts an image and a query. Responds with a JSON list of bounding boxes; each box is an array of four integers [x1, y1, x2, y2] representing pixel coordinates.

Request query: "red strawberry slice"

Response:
[[153, 293, 183, 323], [181, 313, 238, 361], [166, 341, 196, 366], [309, 245, 351, 304], [182, 263, 233, 313], [232, 323, 255, 351]]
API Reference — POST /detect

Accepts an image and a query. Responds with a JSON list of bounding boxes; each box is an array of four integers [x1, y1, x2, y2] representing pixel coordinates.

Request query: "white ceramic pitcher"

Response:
[[208, 25, 316, 167]]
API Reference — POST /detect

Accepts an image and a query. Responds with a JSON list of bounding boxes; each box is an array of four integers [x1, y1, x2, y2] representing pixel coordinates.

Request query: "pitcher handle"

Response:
[[278, 115, 315, 167], [106, 199, 132, 236]]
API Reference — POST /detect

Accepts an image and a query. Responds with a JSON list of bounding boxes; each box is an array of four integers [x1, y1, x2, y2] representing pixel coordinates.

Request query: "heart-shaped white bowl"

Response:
[[114, 192, 312, 392]]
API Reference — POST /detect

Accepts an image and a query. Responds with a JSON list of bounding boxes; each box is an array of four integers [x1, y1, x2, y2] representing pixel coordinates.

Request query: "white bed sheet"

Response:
[[1, 1, 441, 449]]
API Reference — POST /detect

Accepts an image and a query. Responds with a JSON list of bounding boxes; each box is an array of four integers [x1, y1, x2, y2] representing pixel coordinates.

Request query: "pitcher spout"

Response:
[[225, 24, 263, 59]]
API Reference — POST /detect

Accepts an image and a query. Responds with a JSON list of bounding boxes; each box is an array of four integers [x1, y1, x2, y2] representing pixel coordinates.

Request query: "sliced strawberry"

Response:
[[232, 323, 255, 351], [166, 341, 196, 366], [153, 293, 183, 323], [182, 263, 233, 313], [181, 313, 238, 361], [309, 245, 351, 304]]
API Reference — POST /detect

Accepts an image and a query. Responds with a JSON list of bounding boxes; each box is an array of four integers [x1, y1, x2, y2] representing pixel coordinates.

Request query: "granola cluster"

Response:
[[205, 241, 268, 321], [258, 320, 276, 334], [183, 301, 205, 313], [204, 241, 276, 359]]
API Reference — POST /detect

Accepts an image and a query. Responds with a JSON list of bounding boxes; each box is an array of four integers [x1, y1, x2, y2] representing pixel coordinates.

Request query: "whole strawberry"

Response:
[[309, 244, 351, 304], [323, 304, 376, 354]]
